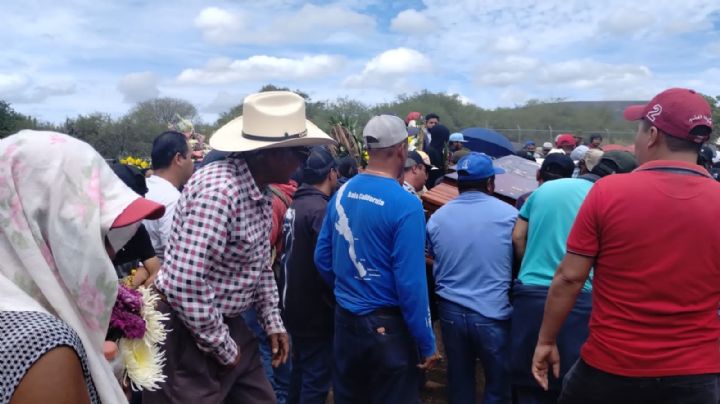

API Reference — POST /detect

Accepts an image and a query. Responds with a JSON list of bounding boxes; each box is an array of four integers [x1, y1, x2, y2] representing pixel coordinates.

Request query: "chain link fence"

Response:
[[491, 128, 636, 146]]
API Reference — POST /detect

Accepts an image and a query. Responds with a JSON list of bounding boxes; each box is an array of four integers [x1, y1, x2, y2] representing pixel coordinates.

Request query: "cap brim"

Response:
[[623, 104, 646, 121], [494, 167, 506, 175], [209, 116, 337, 152], [112, 197, 165, 228]]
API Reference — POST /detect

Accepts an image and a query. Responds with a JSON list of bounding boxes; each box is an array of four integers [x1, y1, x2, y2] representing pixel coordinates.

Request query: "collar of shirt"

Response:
[[229, 156, 266, 201], [635, 160, 712, 178], [148, 175, 179, 192], [403, 181, 419, 197], [455, 190, 490, 200]]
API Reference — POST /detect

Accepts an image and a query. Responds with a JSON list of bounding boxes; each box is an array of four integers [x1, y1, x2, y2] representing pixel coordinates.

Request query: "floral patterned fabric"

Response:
[[0, 130, 139, 403]]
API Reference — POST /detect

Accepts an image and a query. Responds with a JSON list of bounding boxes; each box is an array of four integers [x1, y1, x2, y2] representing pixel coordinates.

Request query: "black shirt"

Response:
[[112, 224, 155, 269]]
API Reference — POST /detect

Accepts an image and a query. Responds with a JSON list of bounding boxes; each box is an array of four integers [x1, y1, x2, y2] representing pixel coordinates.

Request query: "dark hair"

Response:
[[458, 177, 493, 193], [337, 155, 358, 179], [111, 163, 148, 196], [590, 133, 603, 141], [640, 119, 705, 153], [428, 124, 450, 147], [151, 131, 189, 170], [425, 113, 440, 122], [539, 163, 574, 182]]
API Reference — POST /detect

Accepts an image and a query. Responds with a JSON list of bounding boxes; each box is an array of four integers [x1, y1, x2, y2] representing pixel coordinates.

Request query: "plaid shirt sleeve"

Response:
[[252, 261, 286, 336], [161, 186, 238, 365]]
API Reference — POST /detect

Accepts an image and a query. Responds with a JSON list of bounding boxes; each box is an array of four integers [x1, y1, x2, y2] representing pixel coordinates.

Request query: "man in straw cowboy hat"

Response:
[[144, 91, 335, 403]]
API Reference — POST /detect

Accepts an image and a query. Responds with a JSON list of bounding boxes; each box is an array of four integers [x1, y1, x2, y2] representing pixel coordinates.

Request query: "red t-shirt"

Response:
[[567, 160, 720, 377]]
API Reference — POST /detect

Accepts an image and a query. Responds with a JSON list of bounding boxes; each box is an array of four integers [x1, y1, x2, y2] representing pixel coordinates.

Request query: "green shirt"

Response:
[[518, 178, 593, 291]]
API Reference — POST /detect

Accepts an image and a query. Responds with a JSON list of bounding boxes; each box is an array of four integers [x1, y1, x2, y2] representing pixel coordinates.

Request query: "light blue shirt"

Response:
[[314, 173, 436, 357], [518, 178, 593, 291], [427, 191, 518, 320]]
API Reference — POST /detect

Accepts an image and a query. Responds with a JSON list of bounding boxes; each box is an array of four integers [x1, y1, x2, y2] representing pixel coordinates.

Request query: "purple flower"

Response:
[[116, 284, 143, 313], [108, 284, 146, 339], [110, 306, 147, 339]]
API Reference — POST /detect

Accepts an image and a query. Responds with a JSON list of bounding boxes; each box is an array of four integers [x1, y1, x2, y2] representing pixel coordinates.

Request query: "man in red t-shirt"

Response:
[[531, 88, 720, 404]]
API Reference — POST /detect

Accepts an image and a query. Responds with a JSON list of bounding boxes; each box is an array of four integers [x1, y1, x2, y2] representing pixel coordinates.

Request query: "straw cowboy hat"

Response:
[[210, 91, 336, 152]]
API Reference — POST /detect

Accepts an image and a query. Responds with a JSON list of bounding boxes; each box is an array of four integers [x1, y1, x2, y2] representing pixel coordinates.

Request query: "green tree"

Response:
[[701, 94, 720, 141], [0, 101, 41, 138]]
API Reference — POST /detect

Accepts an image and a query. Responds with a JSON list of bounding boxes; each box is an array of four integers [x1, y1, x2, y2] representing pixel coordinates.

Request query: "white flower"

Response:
[[116, 286, 170, 391], [119, 338, 167, 391], [138, 286, 169, 345]]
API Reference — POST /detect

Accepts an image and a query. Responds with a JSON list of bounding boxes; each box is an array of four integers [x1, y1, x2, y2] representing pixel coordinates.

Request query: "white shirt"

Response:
[[143, 175, 181, 261]]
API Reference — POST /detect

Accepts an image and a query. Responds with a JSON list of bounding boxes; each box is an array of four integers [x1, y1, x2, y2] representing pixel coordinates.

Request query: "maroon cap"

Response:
[[556, 134, 576, 147], [111, 197, 165, 228], [623, 88, 713, 144]]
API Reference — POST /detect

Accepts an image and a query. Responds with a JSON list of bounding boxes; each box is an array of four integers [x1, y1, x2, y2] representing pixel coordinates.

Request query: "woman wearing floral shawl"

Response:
[[0, 130, 164, 403]]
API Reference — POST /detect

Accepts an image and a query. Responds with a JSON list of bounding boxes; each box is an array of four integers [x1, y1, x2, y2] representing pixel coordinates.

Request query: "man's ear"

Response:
[[173, 152, 183, 166], [647, 126, 660, 149], [487, 177, 496, 194]]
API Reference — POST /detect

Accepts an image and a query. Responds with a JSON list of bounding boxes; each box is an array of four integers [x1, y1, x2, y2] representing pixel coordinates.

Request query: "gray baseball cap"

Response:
[[363, 115, 408, 149]]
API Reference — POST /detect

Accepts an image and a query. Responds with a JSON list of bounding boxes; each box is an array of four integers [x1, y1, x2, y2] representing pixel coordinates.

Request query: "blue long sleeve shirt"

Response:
[[314, 173, 436, 357]]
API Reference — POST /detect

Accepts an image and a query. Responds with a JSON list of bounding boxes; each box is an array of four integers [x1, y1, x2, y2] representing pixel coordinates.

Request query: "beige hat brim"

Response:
[[209, 116, 336, 152]]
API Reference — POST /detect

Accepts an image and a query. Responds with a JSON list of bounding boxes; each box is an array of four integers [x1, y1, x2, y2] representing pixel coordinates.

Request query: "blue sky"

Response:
[[2, 0, 720, 124]]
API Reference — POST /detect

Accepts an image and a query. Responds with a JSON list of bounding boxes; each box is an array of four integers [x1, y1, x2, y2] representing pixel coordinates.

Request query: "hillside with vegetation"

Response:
[[3, 86, 718, 158]]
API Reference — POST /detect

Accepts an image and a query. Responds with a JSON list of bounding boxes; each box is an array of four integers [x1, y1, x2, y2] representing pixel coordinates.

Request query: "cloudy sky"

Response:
[[3, 0, 720, 123]]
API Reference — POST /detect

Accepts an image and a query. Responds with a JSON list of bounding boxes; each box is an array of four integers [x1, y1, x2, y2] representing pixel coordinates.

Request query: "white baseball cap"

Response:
[[363, 115, 409, 149]]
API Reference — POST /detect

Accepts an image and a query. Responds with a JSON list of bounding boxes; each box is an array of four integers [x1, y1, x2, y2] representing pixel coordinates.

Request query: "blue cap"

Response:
[[456, 152, 505, 181], [449, 132, 467, 143], [524, 140, 535, 146]]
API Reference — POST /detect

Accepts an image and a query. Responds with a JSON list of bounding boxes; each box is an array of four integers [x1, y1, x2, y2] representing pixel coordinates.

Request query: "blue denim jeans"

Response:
[[559, 359, 720, 404], [242, 308, 292, 404], [288, 335, 333, 404], [438, 299, 511, 404], [333, 306, 420, 404]]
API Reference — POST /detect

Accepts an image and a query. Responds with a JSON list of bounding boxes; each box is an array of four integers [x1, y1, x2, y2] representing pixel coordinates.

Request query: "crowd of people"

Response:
[[0, 87, 718, 404]]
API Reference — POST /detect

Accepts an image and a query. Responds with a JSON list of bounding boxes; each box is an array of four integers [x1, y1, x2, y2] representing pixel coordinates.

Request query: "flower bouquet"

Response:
[[107, 284, 169, 391], [119, 156, 151, 170]]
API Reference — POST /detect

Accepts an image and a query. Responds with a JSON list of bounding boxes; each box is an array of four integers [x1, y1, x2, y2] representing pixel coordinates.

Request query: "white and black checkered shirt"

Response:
[[155, 156, 285, 365]]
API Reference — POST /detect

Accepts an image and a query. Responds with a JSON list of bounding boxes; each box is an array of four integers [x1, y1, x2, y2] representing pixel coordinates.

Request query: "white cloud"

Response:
[[204, 91, 245, 113], [117, 72, 160, 103], [539, 59, 652, 88], [0, 73, 75, 104], [177, 55, 345, 85], [476, 56, 651, 91], [476, 56, 540, 86], [492, 36, 528, 53], [710, 41, 720, 56], [598, 9, 649, 35], [390, 9, 434, 34], [0, 73, 30, 94], [194, 7, 245, 45], [344, 48, 432, 88], [194, 4, 376, 45]]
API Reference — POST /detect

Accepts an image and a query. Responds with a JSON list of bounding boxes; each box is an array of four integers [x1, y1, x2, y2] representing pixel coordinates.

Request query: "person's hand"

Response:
[[130, 268, 149, 288], [531, 341, 560, 391], [269, 332, 290, 368], [417, 351, 442, 370], [143, 271, 157, 288], [103, 341, 118, 361]]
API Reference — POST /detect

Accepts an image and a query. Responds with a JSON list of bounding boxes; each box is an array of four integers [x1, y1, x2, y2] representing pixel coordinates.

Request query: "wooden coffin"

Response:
[[422, 155, 541, 216]]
